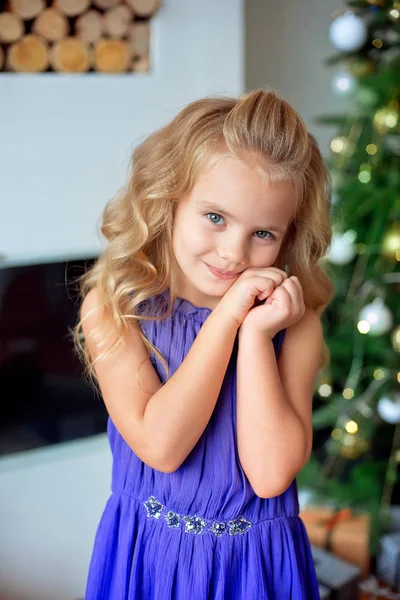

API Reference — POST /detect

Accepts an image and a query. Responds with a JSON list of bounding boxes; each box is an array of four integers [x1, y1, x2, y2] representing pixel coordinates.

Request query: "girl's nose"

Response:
[[217, 236, 247, 266]]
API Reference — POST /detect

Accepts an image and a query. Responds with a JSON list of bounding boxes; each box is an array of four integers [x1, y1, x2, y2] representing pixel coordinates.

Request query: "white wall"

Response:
[[0, 0, 244, 268], [245, 0, 349, 157], [0, 1, 243, 599], [0, 436, 111, 600]]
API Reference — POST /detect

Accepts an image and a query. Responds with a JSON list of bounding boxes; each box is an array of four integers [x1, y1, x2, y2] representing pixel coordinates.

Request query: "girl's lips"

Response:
[[205, 263, 239, 280]]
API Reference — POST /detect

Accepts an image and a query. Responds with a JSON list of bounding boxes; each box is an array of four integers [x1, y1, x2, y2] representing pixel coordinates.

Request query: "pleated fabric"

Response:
[[85, 290, 320, 599]]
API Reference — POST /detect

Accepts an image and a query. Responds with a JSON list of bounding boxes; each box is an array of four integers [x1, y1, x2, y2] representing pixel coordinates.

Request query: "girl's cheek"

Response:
[[184, 225, 211, 251]]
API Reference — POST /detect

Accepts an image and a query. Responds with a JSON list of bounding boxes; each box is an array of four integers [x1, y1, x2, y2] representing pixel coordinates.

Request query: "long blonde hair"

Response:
[[72, 88, 334, 391]]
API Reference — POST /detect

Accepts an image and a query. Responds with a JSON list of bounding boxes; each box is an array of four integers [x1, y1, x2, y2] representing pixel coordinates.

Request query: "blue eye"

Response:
[[206, 213, 224, 225], [255, 230, 275, 240]]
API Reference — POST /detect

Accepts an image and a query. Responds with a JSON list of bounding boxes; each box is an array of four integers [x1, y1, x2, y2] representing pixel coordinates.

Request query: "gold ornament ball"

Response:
[[381, 222, 400, 260], [389, 4, 400, 21], [348, 57, 375, 78], [373, 106, 399, 134], [392, 325, 400, 353], [330, 136, 351, 155]]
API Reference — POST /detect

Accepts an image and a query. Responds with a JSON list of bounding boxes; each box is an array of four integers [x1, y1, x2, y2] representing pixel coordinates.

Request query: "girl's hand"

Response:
[[240, 275, 305, 338], [215, 267, 288, 326]]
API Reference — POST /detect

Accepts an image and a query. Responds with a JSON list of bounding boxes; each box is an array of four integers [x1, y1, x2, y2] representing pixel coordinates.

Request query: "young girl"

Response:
[[74, 89, 334, 599]]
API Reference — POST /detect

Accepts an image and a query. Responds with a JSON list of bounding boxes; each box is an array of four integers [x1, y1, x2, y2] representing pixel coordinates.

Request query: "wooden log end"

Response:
[[32, 8, 69, 42], [50, 37, 92, 72], [7, 34, 49, 72], [94, 38, 132, 73], [54, 0, 91, 18], [93, 0, 120, 9], [124, 0, 161, 18], [0, 12, 24, 44], [129, 22, 150, 59], [104, 5, 133, 39], [10, 0, 45, 21], [75, 10, 104, 43]]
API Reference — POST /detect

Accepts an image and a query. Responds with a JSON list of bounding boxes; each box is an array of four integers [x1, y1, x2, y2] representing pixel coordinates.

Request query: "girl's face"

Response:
[[172, 151, 297, 309]]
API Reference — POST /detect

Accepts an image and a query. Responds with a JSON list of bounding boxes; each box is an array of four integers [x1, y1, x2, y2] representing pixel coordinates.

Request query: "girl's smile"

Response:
[[204, 262, 242, 279]]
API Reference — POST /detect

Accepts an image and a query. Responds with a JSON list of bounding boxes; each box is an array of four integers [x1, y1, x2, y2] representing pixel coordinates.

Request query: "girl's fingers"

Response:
[[266, 283, 291, 306], [280, 277, 305, 316], [244, 267, 287, 288], [257, 277, 279, 300], [256, 273, 301, 303], [279, 278, 297, 304], [290, 276, 303, 297], [282, 276, 304, 303]]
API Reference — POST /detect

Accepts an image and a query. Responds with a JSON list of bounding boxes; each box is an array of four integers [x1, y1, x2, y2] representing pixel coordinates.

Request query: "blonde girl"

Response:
[[75, 89, 333, 600]]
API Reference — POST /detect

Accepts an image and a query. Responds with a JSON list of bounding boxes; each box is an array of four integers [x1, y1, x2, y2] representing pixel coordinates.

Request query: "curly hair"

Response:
[[71, 88, 334, 392]]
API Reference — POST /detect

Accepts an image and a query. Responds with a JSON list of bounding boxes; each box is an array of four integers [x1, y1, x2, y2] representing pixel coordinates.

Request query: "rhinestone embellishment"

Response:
[[143, 495, 164, 519], [165, 511, 180, 528], [143, 495, 252, 537], [228, 515, 252, 535]]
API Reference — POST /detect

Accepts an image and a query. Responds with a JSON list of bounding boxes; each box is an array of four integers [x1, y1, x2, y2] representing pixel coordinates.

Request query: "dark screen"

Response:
[[0, 257, 108, 456]]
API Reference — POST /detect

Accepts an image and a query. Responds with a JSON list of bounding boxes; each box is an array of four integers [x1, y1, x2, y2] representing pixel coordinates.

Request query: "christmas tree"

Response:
[[297, 0, 400, 555]]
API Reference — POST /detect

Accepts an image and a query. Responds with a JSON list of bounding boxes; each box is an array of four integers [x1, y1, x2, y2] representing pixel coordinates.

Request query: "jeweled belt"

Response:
[[143, 495, 252, 537]]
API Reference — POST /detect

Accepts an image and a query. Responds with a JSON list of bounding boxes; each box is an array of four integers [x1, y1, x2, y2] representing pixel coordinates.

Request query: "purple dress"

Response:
[[85, 291, 320, 599]]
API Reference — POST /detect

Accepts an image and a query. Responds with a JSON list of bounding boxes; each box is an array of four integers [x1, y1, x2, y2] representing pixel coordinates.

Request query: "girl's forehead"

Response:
[[195, 150, 297, 194], [193, 154, 295, 199]]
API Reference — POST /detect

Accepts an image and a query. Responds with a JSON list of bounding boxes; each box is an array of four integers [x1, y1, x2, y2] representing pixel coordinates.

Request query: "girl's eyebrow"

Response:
[[197, 201, 286, 234]]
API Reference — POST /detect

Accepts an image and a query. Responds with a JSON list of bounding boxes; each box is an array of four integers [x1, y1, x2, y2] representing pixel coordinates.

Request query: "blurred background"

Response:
[[1, 0, 399, 599]]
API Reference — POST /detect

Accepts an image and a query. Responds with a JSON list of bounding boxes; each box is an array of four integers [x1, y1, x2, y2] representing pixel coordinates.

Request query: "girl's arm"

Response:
[[236, 307, 322, 498], [81, 288, 239, 472]]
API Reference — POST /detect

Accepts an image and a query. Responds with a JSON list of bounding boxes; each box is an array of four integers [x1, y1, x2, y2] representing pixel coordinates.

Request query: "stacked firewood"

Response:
[[0, 0, 160, 73]]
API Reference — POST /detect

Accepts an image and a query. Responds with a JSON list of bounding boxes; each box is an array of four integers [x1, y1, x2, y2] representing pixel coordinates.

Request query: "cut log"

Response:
[[104, 5, 133, 39], [124, 0, 160, 18], [50, 37, 92, 72], [32, 8, 69, 42], [0, 12, 24, 44], [93, 0, 120, 9], [75, 10, 104, 43], [9, 0, 45, 20], [132, 56, 149, 72], [54, 0, 91, 17], [94, 38, 131, 72], [7, 34, 48, 72], [129, 22, 150, 58]]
